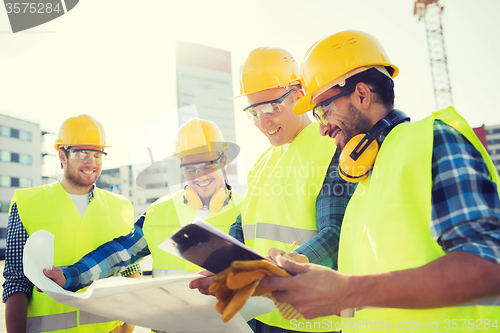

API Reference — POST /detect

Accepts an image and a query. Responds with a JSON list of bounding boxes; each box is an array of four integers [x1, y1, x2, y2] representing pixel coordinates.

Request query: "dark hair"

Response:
[[340, 67, 395, 108], [59, 147, 70, 169]]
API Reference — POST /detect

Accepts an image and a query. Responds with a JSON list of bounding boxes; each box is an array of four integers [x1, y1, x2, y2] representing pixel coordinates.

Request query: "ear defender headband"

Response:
[[183, 184, 233, 213], [338, 109, 410, 183]]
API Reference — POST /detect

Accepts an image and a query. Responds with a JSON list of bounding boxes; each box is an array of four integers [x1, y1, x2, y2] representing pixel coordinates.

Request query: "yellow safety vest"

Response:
[[338, 107, 500, 332], [16, 182, 134, 333], [242, 122, 340, 331], [143, 190, 243, 277]]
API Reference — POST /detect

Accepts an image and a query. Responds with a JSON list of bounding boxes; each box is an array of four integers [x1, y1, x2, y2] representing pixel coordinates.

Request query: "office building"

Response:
[[0, 114, 43, 258]]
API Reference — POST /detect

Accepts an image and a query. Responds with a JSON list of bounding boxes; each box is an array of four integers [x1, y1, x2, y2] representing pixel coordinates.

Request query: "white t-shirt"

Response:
[[68, 193, 89, 218], [197, 206, 211, 220]]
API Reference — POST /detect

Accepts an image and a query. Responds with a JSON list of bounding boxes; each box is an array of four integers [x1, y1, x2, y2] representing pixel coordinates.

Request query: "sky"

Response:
[[1, 0, 499, 184]]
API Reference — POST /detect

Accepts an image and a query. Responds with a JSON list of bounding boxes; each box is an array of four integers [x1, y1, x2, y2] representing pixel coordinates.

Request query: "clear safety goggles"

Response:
[[180, 153, 224, 179], [243, 89, 296, 121], [65, 148, 107, 164], [313, 87, 377, 126], [312, 88, 355, 126]]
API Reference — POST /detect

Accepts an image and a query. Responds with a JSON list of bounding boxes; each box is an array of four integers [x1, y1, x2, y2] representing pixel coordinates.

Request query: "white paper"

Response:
[[24, 230, 253, 333], [239, 296, 276, 322]]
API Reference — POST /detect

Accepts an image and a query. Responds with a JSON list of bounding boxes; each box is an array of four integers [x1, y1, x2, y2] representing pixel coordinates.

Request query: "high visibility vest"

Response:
[[242, 122, 340, 331], [16, 182, 134, 333], [143, 190, 243, 277], [338, 107, 500, 332]]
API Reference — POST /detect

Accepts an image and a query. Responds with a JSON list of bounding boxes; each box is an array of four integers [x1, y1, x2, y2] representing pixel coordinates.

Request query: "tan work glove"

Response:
[[209, 260, 292, 323]]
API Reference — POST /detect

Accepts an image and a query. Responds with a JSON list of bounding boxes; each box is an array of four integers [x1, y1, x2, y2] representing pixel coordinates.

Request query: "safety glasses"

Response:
[[180, 153, 224, 179], [243, 89, 296, 121], [313, 88, 378, 126], [66, 149, 107, 164], [312, 88, 355, 126]]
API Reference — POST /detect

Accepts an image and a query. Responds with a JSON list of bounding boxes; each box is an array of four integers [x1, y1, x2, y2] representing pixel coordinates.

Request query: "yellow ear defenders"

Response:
[[183, 184, 233, 212], [339, 110, 410, 183]]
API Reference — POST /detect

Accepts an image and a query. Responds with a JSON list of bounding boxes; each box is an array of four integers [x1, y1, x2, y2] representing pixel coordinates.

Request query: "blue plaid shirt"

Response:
[[235, 119, 500, 333], [428, 120, 500, 262], [2, 186, 142, 302]]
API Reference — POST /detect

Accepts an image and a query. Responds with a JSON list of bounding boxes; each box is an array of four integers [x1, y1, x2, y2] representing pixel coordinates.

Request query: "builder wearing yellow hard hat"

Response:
[[260, 30, 500, 332], [43, 119, 244, 327], [191, 47, 355, 332], [3, 114, 140, 333], [142, 119, 243, 279]]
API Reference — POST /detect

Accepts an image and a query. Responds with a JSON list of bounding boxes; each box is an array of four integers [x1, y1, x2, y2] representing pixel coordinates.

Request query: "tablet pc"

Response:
[[158, 217, 267, 274]]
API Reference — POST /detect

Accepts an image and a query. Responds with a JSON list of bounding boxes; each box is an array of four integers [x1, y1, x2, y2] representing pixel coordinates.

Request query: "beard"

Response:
[[334, 102, 374, 149], [65, 160, 99, 188]]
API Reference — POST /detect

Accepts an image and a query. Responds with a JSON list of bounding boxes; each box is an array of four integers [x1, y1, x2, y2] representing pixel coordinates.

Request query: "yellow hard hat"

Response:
[[173, 119, 228, 158], [233, 47, 300, 98], [54, 114, 110, 151], [293, 30, 399, 115]]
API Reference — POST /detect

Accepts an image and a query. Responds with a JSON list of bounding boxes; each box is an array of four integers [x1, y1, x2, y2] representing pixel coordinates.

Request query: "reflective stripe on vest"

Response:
[[27, 312, 77, 333], [241, 123, 340, 331], [243, 223, 318, 245], [338, 107, 500, 332], [144, 190, 243, 274], [79, 311, 117, 325], [27, 310, 113, 331], [16, 182, 134, 332]]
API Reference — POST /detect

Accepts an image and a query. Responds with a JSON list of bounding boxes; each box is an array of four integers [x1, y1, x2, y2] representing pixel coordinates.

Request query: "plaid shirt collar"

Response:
[[59, 181, 96, 203], [88, 184, 95, 202]]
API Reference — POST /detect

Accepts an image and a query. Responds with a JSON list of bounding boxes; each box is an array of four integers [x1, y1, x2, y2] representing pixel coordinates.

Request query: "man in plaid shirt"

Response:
[[3, 114, 140, 333], [261, 30, 500, 331]]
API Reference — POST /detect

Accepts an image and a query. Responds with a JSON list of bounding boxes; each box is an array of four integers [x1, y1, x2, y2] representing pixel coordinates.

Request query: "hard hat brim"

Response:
[[136, 141, 240, 189], [54, 143, 111, 151], [230, 92, 246, 100], [293, 93, 313, 115]]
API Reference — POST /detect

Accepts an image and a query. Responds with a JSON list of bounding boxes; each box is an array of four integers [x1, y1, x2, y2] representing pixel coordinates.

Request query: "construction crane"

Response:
[[414, 0, 453, 110]]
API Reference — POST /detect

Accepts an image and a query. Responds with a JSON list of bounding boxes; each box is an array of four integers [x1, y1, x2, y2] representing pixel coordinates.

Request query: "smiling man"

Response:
[[231, 47, 357, 333], [260, 30, 500, 332], [190, 47, 356, 333], [3, 114, 140, 333]]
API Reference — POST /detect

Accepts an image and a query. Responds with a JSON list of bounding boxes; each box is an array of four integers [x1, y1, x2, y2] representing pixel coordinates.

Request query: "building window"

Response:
[[0, 201, 10, 213], [0, 126, 9, 137], [0, 176, 32, 188], [0, 125, 32, 142], [0, 151, 32, 165], [11, 178, 19, 187], [10, 128, 19, 139], [11, 153, 19, 163], [19, 178, 32, 187], [19, 130, 32, 142], [488, 138, 500, 146], [19, 154, 32, 165], [0, 176, 9, 187], [0, 151, 9, 162]]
